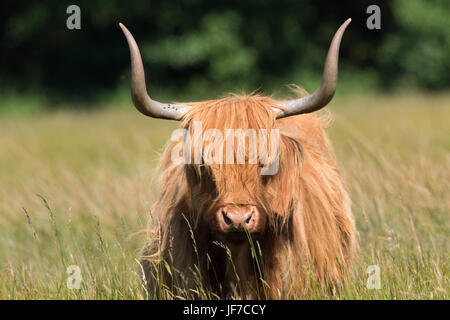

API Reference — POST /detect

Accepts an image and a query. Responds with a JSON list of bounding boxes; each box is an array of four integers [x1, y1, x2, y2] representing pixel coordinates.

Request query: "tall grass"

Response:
[[0, 93, 448, 299]]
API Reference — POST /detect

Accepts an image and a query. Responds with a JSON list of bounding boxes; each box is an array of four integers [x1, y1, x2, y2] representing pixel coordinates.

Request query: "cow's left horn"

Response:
[[275, 18, 351, 119], [119, 23, 190, 120]]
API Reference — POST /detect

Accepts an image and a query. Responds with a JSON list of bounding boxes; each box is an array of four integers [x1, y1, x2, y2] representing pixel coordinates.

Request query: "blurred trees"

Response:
[[0, 0, 449, 105]]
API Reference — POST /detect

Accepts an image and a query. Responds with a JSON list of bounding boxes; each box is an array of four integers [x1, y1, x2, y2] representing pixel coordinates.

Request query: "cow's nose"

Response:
[[217, 205, 258, 232]]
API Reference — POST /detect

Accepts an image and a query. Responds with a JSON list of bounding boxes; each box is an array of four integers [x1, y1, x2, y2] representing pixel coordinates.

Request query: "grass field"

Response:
[[0, 93, 448, 299]]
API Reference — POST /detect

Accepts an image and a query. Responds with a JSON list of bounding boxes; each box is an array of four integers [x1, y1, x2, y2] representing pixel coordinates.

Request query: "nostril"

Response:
[[222, 211, 232, 226], [245, 214, 252, 224]]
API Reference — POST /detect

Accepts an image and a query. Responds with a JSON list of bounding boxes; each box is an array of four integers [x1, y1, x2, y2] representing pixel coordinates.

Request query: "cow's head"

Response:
[[119, 19, 351, 243]]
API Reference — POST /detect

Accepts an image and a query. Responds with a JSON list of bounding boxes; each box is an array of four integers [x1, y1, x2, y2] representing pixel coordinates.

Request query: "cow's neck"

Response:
[[220, 239, 262, 299]]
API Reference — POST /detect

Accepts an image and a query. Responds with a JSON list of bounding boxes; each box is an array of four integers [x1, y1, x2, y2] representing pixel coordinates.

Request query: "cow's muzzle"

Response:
[[216, 204, 260, 234]]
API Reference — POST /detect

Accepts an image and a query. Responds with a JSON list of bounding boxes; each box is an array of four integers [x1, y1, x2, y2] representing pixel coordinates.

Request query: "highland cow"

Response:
[[120, 19, 356, 299]]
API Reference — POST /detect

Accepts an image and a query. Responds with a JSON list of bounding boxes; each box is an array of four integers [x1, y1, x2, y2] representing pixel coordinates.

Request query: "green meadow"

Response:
[[0, 93, 448, 299]]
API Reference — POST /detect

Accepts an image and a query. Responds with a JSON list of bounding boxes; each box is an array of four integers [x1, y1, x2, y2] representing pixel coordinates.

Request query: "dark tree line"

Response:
[[0, 0, 449, 106]]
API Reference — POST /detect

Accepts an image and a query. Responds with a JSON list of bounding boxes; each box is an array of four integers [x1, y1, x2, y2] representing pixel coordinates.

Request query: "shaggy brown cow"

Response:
[[120, 19, 356, 299]]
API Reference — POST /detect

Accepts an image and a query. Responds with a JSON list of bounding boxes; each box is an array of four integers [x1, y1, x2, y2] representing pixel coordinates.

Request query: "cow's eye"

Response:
[[261, 173, 270, 185], [185, 164, 200, 185]]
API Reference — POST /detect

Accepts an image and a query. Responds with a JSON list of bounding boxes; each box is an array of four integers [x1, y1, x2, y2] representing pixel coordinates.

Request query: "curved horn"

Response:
[[119, 23, 190, 120], [275, 18, 351, 119]]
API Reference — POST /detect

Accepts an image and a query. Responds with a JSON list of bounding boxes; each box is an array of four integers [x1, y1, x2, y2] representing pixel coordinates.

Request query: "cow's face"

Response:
[[182, 122, 304, 244], [185, 161, 269, 242], [180, 97, 283, 242]]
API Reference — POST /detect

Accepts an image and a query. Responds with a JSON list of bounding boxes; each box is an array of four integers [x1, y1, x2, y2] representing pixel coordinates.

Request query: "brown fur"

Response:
[[140, 94, 356, 299]]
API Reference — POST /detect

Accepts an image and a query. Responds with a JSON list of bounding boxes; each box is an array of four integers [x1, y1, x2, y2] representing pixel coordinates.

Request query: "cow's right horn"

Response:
[[119, 23, 190, 120], [274, 18, 351, 119]]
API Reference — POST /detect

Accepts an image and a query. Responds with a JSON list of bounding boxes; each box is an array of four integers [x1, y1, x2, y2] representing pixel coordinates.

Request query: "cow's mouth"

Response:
[[220, 229, 259, 244]]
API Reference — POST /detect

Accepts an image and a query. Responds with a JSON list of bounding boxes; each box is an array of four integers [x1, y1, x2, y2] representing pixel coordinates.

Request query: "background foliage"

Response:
[[1, 0, 449, 110]]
